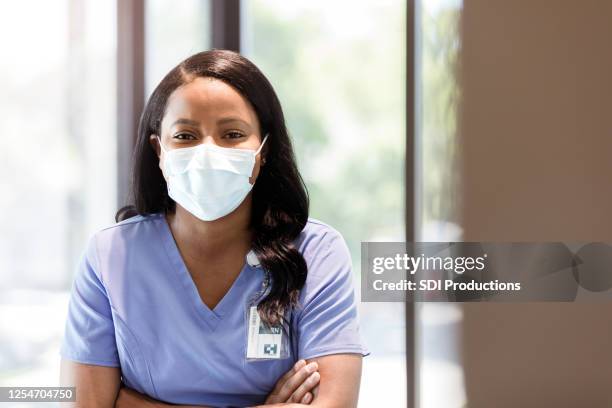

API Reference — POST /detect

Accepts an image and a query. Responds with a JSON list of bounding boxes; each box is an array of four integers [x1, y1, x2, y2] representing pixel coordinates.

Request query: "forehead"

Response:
[[162, 76, 259, 126]]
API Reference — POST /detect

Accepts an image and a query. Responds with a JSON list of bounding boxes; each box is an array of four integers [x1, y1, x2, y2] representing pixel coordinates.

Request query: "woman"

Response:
[[59, 49, 369, 408]]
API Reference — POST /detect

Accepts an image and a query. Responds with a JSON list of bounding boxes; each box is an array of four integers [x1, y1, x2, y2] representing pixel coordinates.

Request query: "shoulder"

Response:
[[295, 217, 352, 281], [84, 213, 165, 281], [293, 219, 359, 322], [92, 212, 164, 248], [296, 217, 348, 253], [98, 212, 163, 232]]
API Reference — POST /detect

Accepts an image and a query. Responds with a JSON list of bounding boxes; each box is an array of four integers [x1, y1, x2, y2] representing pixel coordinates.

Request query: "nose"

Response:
[[201, 135, 217, 146]]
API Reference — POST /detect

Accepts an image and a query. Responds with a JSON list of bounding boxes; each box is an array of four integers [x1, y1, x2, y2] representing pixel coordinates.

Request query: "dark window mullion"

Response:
[[211, 0, 241, 52], [406, 0, 417, 407], [116, 0, 145, 209]]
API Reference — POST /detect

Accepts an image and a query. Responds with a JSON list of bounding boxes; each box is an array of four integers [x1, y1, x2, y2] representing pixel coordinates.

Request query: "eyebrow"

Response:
[[217, 117, 252, 127], [170, 118, 200, 127], [170, 117, 252, 128]]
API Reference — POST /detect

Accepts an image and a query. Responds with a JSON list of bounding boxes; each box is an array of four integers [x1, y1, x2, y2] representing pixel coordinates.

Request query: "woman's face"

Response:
[[150, 76, 265, 185]]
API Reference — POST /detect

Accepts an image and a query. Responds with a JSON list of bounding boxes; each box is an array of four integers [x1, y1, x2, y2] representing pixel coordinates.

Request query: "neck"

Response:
[[166, 194, 254, 259]]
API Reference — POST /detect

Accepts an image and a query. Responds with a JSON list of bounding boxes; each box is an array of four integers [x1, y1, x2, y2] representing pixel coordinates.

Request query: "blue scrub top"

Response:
[[60, 212, 369, 407]]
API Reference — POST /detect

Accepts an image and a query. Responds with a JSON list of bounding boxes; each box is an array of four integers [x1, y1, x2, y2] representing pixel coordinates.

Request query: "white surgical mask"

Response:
[[157, 134, 269, 221]]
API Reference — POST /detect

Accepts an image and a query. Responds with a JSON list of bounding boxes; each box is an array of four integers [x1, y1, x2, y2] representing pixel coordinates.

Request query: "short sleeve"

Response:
[[296, 229, 370, 360], [59, 234, 120, 367]]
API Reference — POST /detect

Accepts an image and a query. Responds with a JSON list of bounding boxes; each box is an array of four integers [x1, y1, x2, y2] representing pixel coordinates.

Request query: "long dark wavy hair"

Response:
[[115, 49, 309, 327]]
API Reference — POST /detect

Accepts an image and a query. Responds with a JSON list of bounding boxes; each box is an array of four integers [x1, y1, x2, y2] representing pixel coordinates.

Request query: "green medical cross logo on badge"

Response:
[[264, 344, 278, 355]]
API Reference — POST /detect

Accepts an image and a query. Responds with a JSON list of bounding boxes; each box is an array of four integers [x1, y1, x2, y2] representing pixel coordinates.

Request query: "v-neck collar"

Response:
[[153, 212, 253, 332]]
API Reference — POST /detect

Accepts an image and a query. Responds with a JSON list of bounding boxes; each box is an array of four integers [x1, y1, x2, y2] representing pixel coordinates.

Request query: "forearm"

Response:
[[251, 403, 338, 408], [114, 386, 211, 408], [143, 403, 210, 408]]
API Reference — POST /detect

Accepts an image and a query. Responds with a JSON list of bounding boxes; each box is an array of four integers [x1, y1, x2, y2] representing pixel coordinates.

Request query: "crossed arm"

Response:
[[59, 353, 362, 408]]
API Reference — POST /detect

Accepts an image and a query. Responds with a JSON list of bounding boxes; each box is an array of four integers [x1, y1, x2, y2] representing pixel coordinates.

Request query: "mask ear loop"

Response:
[[156, 135, 168, 154], [255, 133, 269, 156], [155, 135, 173, 212]]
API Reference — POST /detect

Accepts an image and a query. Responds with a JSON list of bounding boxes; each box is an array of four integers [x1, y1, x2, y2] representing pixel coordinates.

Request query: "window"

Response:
[[145, 0, 211, 97], [0, 0, 116, 391], [417, 0, 464, 407], [0, 2, 465, 406]]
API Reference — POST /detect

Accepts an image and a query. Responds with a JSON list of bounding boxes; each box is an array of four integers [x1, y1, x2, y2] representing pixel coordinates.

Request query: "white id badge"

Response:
[[246, 305, 290, 360]]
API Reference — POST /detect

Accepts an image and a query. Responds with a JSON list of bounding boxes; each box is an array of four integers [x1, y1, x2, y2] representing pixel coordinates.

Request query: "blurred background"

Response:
[[2, 0, 611, 407]]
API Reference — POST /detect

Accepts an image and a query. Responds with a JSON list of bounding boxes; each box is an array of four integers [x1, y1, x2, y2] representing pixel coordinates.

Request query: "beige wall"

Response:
[[459, 0, 612, 407]]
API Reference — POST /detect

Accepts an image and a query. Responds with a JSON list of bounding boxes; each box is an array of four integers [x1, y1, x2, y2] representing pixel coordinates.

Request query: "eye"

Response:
[[224, 131, 246, 139], [173, 133, 196, 140]]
